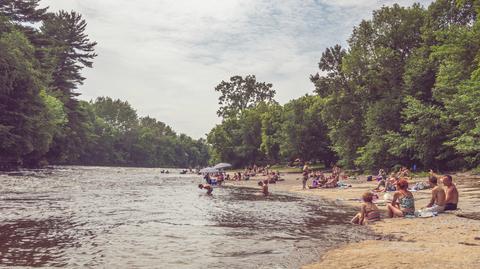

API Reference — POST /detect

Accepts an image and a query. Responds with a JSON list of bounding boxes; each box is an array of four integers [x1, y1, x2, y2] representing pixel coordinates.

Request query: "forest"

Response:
[[0, 0, 209, 169], [2, 0, 479, 172], [207, 0, 480, 172]]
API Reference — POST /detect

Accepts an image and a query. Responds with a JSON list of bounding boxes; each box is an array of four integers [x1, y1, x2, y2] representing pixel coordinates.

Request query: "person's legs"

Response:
[[387, 204, 404, 218], [375, 180, 385, 190], [351, 213, 361, 224], [423, 204, 445, 213]]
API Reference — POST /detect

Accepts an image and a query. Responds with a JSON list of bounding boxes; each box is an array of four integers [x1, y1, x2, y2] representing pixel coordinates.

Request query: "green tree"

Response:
[[0, 27, 56, 168], [0, 0, 47, 23], [280, 95, 334, 166], [40, 10, 97, 163], [215, 75, 276, 118]]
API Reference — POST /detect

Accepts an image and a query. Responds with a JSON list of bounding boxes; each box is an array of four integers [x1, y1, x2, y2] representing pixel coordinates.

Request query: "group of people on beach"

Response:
[[352, 169, 459, 225], [197, 163, 460, 226], [302, 164, 345, 189], [198, 164, 284, 196]]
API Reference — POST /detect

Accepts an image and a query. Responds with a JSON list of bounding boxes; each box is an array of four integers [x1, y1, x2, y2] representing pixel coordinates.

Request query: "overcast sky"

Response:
[[40, 0, 432, 139]]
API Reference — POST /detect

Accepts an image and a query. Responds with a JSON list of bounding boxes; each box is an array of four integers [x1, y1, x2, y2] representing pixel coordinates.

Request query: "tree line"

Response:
[[208, 0, 480, 172], [0, 0, 209, 169]]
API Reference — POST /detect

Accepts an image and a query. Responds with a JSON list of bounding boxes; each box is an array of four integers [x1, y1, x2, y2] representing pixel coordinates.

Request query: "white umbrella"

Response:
[[213, 163, 232, 169], [199, 167, 219, 173]]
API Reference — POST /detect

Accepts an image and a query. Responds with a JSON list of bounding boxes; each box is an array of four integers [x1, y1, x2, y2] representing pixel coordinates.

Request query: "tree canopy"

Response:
[[208, 0, 480, 172], [215, 75, 276, 118], [0, 2, 209, 169]]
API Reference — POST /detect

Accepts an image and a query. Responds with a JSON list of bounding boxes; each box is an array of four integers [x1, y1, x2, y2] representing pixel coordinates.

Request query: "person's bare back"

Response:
[[430, 186, 446, 206], [430, 171, 459, 210], [198, 184, 213, 195]]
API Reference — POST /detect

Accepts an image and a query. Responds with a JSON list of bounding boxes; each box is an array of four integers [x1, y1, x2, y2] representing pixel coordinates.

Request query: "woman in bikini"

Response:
[[351, 192, 381, 225], [386, 179, 415, 217]]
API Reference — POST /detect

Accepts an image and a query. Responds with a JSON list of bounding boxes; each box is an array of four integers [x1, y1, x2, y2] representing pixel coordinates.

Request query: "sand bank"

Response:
[[226, 172, 480, 269]]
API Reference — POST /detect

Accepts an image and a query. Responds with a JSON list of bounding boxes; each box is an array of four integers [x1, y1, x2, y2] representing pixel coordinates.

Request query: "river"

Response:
[[0, 166, 372, 268]]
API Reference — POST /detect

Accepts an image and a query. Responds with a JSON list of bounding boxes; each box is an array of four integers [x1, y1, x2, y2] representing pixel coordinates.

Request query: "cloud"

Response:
[[40, 0, 433, 138]]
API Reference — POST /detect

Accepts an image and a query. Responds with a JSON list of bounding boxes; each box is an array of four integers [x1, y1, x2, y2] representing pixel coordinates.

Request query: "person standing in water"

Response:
[[302, 163, 310, 190], [258, 181, 269, 196], [198, 184, 213, 195]]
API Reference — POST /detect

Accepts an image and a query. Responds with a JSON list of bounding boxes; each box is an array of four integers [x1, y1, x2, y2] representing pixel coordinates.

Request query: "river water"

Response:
[[0, 166, 372, 268]]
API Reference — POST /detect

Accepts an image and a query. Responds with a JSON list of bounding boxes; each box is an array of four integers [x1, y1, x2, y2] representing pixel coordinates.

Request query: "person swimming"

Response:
[[198, 184, 213, 195]]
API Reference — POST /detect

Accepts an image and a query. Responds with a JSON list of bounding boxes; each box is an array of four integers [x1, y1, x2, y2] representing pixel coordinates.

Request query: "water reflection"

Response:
[[0, 218, 77, 267], [0, 167, 373, 269]]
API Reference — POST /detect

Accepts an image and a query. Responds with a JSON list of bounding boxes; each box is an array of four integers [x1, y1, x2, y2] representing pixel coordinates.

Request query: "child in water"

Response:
[[198, 184, 213, 195], [351, 192, 381, 225], [258, 181, 269, 196]]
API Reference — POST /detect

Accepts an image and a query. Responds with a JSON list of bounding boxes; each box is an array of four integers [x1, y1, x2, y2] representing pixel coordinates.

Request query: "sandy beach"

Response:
[[226, 172, 480, 269]]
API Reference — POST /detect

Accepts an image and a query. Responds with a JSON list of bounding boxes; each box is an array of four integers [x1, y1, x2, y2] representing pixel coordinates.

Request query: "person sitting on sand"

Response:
[[309, 178, 320, 189], [323, 176, 338, 188], [386, 176, 398, 192], [378, 168, 387, 180], [318, 172, 328, 186], [397, 167, 411, 179], [430, 170, 458, 211], [422, 176, 446, 213], [351, 192, 381, 225], [374, 174, 398, 192], [258, 181, 269, 196], [198, 184, 213, 195], [386, 179, 415, 217]]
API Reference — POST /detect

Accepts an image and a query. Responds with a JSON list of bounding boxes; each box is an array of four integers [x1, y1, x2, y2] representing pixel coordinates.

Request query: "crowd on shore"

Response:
[[198, 164, 283, 196], [351, 168, 459, 225], [197, 162, 460, 226]]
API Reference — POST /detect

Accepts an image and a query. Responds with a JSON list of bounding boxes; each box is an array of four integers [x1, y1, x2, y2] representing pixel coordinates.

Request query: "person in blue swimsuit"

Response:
[[386, 179, 415, 217]]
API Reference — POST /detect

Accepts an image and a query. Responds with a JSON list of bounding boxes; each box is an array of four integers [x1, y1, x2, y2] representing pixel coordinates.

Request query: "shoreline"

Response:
[[225, 172, 480, 269]]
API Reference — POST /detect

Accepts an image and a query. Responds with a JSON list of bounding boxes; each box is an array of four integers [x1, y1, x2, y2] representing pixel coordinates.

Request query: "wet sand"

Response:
[[226, 172, 480, 269]]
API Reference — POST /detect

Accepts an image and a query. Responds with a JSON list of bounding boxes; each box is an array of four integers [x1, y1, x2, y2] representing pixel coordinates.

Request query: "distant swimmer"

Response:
[[198, 184, 213, 195], [258, 181, 269, 196]]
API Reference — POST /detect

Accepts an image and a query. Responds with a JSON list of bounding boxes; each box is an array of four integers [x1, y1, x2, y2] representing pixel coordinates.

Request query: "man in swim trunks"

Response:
[[423, 176, 446, 213], [443, 175, 459, 210], [198, 184, 213, 195]]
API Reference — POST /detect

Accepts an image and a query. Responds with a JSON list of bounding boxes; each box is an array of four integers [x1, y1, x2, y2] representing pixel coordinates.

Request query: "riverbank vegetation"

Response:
[[0, 1, 209, 169], [208, 0, 480, 172], [2, 0, 479, 172]]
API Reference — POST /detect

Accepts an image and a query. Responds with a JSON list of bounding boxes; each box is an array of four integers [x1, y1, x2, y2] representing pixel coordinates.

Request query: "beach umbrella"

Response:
[[213, 163, 232, 169], [199, 167, 219, 173]]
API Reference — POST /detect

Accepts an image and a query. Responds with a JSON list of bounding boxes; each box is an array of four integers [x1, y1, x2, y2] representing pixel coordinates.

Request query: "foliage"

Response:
[[215, 75, 276, 118], [209, 0, 480, 172], [0, 6, 209, 169]]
